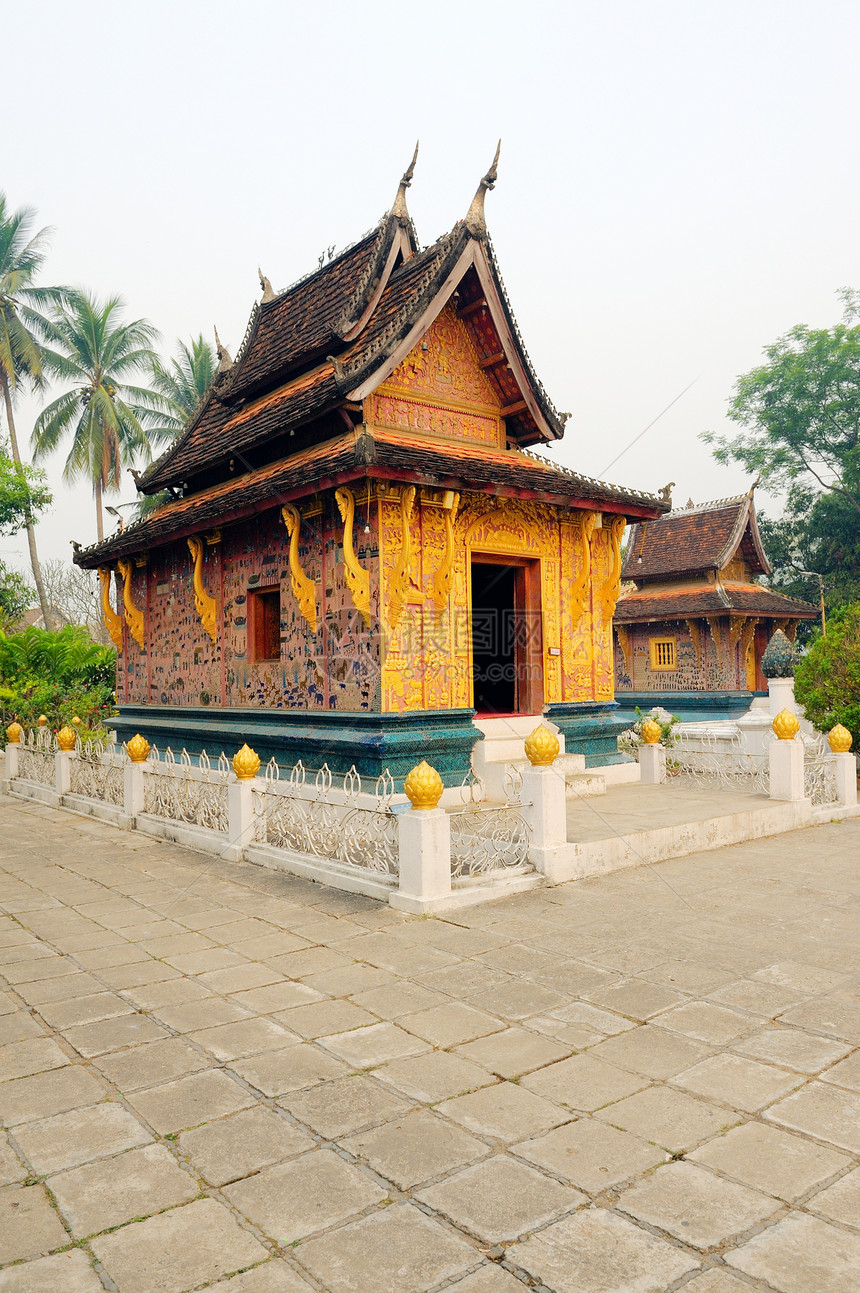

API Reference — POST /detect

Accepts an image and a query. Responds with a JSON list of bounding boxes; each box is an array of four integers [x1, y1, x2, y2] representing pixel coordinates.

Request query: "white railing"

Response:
[[803, 735, 839, 807], [70, 733, 124, 806], [449, 768, 531, 877], [252, 760, 399, 875], [143, 747, 229, 834], [667, 728, 770, 795], [17, 727, 56, 786]]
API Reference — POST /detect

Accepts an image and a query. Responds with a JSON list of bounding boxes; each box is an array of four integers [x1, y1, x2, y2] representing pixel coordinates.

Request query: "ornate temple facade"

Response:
[[76, 152, 665, 780], [614, 490, 817, 702]]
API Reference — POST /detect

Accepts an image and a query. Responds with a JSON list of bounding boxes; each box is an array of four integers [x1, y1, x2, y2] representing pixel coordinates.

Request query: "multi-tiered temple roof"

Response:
[[617, 491, 817, 622], [76, 149, 664, 569]]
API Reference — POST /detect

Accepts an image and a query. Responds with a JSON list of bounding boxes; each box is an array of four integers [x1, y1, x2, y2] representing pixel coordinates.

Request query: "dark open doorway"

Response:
[[470, 558, 543, 715]]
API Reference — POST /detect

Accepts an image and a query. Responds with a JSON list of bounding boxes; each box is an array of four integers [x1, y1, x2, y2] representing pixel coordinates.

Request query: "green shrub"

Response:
[[0, 625, 116, 732], [795, 604, 860, 748]]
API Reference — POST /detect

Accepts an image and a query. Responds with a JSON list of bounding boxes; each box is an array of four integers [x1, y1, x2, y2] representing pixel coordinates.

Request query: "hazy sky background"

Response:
[[3, 0, 859, 576]]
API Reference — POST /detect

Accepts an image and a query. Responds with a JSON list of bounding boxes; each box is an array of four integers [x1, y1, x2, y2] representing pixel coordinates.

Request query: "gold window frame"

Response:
[[649, 636, 677, 671]]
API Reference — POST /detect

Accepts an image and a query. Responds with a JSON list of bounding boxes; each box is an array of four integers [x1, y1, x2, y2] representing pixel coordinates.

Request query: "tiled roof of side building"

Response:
[[622, 494, 769, 580], [615, 584, 818, 621], [75, 429, 664, 568]]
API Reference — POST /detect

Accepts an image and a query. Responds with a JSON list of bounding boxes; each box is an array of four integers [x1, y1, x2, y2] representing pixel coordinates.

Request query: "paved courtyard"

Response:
[[0, 793, 858, 1293]]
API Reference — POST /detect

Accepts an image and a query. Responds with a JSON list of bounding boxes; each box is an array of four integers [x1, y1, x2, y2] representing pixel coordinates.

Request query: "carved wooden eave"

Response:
[[343, 234, 563, 444]]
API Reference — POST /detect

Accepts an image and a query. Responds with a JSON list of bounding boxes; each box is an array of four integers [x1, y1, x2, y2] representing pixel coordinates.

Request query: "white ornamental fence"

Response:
[[2, 725, 539, 913], [637, 713, 854, 813]]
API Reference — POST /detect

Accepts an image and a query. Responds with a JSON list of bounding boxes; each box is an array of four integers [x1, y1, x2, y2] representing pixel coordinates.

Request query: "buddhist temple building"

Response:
[[75, 149, 665, 782], [614, 489, 817, 711]]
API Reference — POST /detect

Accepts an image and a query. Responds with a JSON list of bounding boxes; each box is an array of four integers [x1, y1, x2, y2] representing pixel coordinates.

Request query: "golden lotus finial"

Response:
[[56, 726, 76, 751], [6, 721, 22, 745], [126, 733, 151, 764], [524, 724, 561, 767], [772, 709, 800, 741], [72, 716, 81, 726], [828, 724, 853, 754], [232, 744, 261, 781], [404, 760, 444, 810], [640, 718, 662, 745], [37, 715, 47, 727]]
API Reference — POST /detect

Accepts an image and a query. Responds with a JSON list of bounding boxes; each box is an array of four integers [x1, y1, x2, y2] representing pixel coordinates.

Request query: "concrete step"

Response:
[[565, 773, 607, 799]]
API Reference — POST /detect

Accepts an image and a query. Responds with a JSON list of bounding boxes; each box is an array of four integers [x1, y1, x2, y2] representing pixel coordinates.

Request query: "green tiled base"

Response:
[[543, 701, 631, 767], [110, 706, 482, 788]]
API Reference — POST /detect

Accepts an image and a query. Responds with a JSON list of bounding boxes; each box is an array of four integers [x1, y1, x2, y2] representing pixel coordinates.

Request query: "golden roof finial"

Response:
[[213, 326, 233, 374], [748, 474, 761, 498], [464, 140, 501, 238], [391, 141, 419, 221], [258, 268, 275, 303]]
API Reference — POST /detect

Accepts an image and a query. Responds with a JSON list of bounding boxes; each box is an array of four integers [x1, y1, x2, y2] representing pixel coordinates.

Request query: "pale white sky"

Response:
[[4, 0, 859, 576]]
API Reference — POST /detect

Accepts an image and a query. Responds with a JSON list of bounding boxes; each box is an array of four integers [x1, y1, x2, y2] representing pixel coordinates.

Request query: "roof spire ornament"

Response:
[[213, 326, 233, 374], [464, 141, 501, 238], [258, 268, 275, 303], [391, 141, 419, 221]]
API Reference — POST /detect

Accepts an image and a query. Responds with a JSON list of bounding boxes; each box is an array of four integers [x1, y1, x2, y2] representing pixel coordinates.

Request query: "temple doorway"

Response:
[[470, 557, 543, 715]]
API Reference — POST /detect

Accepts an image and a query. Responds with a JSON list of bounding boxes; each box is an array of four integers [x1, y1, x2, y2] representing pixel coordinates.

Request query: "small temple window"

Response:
[[650, 637, 677, 670], [249, 588, 281, 662]]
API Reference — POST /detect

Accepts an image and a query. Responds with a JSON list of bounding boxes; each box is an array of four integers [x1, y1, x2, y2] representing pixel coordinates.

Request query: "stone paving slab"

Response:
[[0, 796, 858, 1291]]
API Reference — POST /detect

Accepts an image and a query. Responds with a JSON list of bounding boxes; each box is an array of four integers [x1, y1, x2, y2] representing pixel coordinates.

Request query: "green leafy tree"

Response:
[[0, 562, 33, 627], [704, 300, 860, 518], [31, 291, 166, 542], [795, 605, 860, 748], [0, 447, 51, 534], [0, 193, 67, 627]]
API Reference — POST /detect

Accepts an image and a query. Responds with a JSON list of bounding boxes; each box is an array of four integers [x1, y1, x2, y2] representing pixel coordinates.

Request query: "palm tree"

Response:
[[130, 335, 216, 522], [32, 291, 165, 542], [0, 193, 67, 627], [150, 334, 216, 429]]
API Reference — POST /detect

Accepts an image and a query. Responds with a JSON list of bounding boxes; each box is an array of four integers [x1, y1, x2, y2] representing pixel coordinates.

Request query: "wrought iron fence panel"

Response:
[[252, 761, 398, 875], [69, 734, 124, 806], [142, 747, 228, 833], [667, 729, 770, 795], [449, 771, 531, 877], [17, 728, 56, 786], [803, 736, 838, 806]]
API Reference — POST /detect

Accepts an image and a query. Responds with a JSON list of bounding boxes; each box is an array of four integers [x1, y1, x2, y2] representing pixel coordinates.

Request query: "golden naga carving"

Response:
[[685, 619, 702, 670], [187, 536, 219, 643], [281, 505, 318, 632], [387, 486, 416, 631], [569, 512, 597, 622], [431, 490, 460, 614], [98, 567, 123, 652], [706, 615, 726, 672], [739, 617, 759, 666], [615, 624, 634, 677], [116, 558, 145, 649], [599, 515, 626, 621], [335, 486, 371, 626]]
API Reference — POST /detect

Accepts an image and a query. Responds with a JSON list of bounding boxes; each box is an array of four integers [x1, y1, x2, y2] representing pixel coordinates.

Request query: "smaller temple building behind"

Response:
[[614, 489, 817, 709]]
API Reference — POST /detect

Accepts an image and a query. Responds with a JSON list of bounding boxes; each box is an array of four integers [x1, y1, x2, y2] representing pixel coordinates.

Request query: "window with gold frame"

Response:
[[649, 637, 677, 670]]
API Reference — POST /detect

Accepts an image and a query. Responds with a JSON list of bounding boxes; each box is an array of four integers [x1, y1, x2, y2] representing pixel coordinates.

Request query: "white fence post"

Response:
[[124, 734, 151, 818], [392, 761, 451, 912], [55, 727, 76, 797], [833, 753, 857, 807], [769, 710, 805, 801], [638, 743, 667, 785], [4, 741, 19, 782], [521, 766, 567, 851], [229, 744, 261, 853]]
